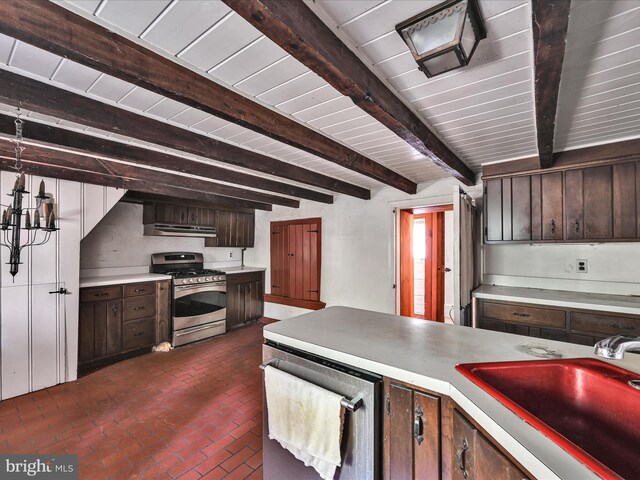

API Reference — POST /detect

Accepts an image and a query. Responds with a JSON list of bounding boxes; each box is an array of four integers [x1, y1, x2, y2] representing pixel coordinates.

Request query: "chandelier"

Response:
[[1, 110, 58, 279]]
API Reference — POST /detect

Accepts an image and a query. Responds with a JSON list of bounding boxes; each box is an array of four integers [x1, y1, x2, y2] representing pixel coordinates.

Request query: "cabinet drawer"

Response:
[[80, 286, 122, 303], [124, 282, 155, 297], [227, 271, 263, 284], [482, 301, 566, 329], [123, 295, 156, 322], [570, 311, 640, 337], [123, 317, 155, 351]]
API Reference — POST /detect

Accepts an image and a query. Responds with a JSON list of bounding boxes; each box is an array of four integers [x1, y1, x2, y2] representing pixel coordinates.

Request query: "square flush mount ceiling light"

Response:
[[396, 0, 486, 78]]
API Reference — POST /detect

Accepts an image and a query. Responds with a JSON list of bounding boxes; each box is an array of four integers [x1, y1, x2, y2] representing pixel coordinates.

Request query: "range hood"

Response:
[[144, 224, 217, 238]]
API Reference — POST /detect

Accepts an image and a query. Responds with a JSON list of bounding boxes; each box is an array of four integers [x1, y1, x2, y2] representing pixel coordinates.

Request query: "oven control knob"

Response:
[[197, 277, 204, 282], [214, 275, 221, 281], [182, 279, 188, 284], [188, 278, 194, 284], [205, 276, 212, 282]]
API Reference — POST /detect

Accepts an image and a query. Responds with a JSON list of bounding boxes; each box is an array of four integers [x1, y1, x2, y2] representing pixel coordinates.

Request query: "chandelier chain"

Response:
[[13, 108, 24, 172]]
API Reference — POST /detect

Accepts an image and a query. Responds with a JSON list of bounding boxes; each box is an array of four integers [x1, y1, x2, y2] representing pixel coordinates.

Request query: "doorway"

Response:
[[399, 205, 453, 322]]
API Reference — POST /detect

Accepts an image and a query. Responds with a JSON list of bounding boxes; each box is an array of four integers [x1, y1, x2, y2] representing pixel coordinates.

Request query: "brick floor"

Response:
[[0, 323, 268, 480]]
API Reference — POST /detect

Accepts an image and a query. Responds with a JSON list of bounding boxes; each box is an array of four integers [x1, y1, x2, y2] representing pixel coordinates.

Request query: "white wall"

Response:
[[245, 177, 481, 319], [80, 202, 244, 276], [483, 242, 640, 296]]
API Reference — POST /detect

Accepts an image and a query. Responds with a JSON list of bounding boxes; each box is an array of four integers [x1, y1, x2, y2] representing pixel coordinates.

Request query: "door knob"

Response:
[[444, 267, 451, 273]]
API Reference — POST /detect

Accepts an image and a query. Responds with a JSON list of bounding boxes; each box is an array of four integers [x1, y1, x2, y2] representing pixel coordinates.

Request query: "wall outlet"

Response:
[[229, 252, 233, 258], [576, 259, 588, 273]]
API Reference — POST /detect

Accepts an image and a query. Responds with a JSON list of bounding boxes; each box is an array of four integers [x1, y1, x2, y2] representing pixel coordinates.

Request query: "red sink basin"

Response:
[[456, 358, 640, 480]]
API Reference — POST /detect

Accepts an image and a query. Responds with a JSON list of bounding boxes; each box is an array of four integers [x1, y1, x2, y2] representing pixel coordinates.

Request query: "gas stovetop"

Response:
[[150, 252, 226, 285], [168, 269, 225, 278]]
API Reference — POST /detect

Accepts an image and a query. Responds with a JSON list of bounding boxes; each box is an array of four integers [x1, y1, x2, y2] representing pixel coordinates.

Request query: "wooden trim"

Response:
[[410, 204, 453, 214], [531, 0, 571, 168], [399, 210, 414, 317], [0, 0, 414, 194], [270, 217, 323, 228], [0, 69, 370, 199], [482, 139, 640, 179], [0, 113, 333, 204], [226, 0, 475, 187], [264, 294, 326, 311]]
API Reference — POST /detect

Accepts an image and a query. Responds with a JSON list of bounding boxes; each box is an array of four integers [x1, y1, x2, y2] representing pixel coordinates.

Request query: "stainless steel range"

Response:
[[151, 252, 226, 347]]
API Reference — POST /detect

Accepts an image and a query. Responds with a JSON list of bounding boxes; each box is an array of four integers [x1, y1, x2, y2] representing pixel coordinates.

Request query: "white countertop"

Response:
[[473, 284, 640, 315], [264, 306, 640, 480], [80, 273, 172, 288], [219, 266, 266, 274]]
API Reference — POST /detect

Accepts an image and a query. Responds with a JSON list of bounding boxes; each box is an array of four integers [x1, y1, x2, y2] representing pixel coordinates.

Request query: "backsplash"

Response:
[[80, 202, 244, 278]]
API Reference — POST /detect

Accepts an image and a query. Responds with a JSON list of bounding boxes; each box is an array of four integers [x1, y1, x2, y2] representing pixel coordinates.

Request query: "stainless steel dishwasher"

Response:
[[262, 342, 382, 480]]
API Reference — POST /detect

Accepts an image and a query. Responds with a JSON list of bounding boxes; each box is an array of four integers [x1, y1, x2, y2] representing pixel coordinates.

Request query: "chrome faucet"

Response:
[[594, 335, 640, 360]]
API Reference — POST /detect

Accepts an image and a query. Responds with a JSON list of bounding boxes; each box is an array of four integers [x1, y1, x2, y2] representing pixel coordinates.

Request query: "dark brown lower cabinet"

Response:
[[452, 409, 527, 480], [384, 379, 528, 480], [476, 298, 640, 347], [226, 271, 264, 330], [384, 379, 441, 480], [79, 281, 170, 373]]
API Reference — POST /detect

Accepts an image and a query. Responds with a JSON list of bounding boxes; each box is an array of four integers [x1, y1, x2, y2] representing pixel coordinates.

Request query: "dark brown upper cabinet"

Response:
[[484, 160, 640, 243], [485, 172, 563, 242], [205, 210, 255, 248]]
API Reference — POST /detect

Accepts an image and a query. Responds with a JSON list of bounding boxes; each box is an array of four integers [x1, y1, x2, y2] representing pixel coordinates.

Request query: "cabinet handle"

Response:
[[512, 312, 531, 318], [575, 220, 580, 233], [133, 330, 145, 337], [611, 323, 634, 331], [551, 219, 556, 234], [134, 288, 145, 292], [133, 306, 145, 311], [112, 305, 117, 316], [95, 292, 109, 297], [413, 405, 424, 446], [456, 437, 470, 479]]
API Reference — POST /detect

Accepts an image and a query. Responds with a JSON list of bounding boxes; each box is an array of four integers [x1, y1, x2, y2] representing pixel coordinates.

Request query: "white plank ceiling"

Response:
[[0, 0, 639, 196]]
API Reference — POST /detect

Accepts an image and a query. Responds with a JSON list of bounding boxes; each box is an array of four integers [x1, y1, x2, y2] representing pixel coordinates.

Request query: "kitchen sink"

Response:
[[456, 358, 640, 480]]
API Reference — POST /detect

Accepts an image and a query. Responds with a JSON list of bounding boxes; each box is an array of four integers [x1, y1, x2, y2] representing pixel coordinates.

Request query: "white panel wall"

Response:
[[0, 173, 124, 399], [245, 178, 481, 320]]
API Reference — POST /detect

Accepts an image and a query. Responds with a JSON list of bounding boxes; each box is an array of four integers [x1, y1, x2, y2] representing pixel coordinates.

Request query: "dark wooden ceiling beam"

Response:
[[531, 0, 572, 168], [0, 113, 332, 204], [225, 0, 476, 186], [0, 0, 416, 194], [0, 142, 273, 210], [0, 69, 369, 199]]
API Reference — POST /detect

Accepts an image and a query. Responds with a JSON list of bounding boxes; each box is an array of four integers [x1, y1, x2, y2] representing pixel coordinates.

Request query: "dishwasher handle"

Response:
[[261, 360, 365, 412]]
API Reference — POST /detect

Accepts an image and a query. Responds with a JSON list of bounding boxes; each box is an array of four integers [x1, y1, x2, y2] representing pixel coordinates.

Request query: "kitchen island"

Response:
[[263, 306, 640, 479]]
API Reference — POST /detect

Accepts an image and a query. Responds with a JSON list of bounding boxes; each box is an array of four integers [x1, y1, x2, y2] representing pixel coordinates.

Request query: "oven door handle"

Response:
[[174, 284, 226, 298]]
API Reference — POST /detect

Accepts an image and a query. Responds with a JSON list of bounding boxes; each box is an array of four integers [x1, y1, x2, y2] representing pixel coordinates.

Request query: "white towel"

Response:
[[264, 365, 346, 480]]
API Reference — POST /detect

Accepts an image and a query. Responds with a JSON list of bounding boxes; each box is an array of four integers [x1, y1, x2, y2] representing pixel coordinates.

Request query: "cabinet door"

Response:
[[225, 281, 243, 330], [564, 169, 584, 240], [78, 300, 122, 363], [187, 207, 200, 226], [613, 162, 637, 238], [385, 383, 413, 480], [384, 381, 440, 480], [511, 176, 531, 241], [583, 165, 613, 239], [485, 179, 503, 241], [541, 172, 563, 240], [453, 409, 527, 480]]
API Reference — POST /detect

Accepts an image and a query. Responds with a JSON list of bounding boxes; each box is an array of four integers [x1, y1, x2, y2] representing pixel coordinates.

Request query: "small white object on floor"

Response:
[[152, 342, 173, 352], [264, 365, 345, 480]]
